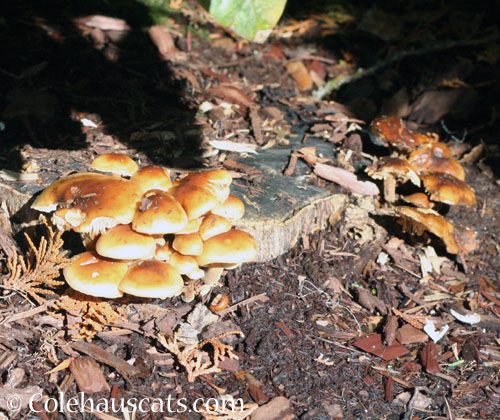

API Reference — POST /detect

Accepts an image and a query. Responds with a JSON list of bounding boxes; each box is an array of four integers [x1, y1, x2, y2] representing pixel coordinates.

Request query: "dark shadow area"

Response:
[[1, 0, 201, 170], [282, 0, 500, 177]]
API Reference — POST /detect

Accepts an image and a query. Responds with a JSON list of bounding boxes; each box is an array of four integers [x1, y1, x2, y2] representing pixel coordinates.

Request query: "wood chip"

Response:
[[69, 357, 110, 393], [353, 333, 409, 361], [285, 60, 313, 91], [314, 163, 379, 195], [70, 341, 141, 380]]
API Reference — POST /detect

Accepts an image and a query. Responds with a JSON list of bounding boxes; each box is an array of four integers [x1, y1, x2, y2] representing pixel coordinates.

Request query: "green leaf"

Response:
[[205, 0, 287, 43]]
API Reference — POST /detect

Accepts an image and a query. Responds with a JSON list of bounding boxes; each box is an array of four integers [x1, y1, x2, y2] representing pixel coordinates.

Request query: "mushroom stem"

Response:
[[384, 174, 397, 203], [203, 267, 224, 285]]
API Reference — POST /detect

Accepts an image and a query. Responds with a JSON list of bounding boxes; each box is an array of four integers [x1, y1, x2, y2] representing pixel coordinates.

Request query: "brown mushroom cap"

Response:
[[131, 166, 172, 193], [173, 169, 232, 203], [155, 242, 175, 261], [396, 206, 459, 254], [32, 173, 143, 236], [175, 217, 202, 234], [95, 224, 156, 260], [63, 251, 128, 298], [370, 116, 437, 152], [91, 154, 139, 177], [401, 192, 433, 209], [172, 185, 220, 220], [169, 252, 204, 279], [132, 190, 188, 234], [172, 232, 203, 256], [118, 260, 183, 298], [367, 157, 420, 186], [199, 214, 232, 241], [408, 143, 465, 181], [211, 195, 245, 221], [421, 173, 476, 206], [196, 229, 258, 266]]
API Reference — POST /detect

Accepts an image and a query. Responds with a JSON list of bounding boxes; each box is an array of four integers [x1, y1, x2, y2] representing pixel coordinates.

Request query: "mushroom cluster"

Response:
[[31, 154, 258, 300], [367, 116, 477, 255]]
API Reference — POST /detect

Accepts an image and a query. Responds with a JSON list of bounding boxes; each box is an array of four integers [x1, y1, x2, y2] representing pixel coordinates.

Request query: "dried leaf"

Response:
[[285, 61, 313, 91], [353, 333, 409, 361]]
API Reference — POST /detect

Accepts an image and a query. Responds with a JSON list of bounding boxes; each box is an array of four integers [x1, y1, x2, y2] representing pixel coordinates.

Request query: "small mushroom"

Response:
[[396, 206, 459, 254], [421, 173, 476, 206], [95, 224, 156, 260], [91, 154, 139, 177], [211, 195, 245, 221], [169, 252, 204, 280], [366, 157, 420, 203], [172, 232, 203, 256], [63, 251, 128, 298], [369, 116, 437, 152], [401, 192, 433, 209], [132, 190, 188, 234], [407, 143, 465, 180], [118, 260, 184, 299], [199, 214, 232, 241], [196, 229, 258, 267], [131, 165, 172, 193]]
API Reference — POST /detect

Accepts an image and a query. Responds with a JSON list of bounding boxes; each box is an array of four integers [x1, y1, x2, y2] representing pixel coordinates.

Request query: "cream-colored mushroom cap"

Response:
[[131, 166, 172, 193], [155, 242, 175, 261], [118, 260, 183, 298], [196, 229, 258, 266], [91, 154, 139, 177], [132, 191, 188, 234], [211, 195, 245, 221], [96, 224, 156, 260], [172, 232, 203, 256], [199, 214, 232, 241], [174, 169, 232, 202], [63, 251, 128, 298], [175, 217, 202, 234]]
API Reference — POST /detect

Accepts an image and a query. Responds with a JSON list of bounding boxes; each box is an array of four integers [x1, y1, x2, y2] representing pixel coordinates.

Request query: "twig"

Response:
[[218, 292, 269, 316], [0, 300, 55, 326], [314, 34, 500, 99]]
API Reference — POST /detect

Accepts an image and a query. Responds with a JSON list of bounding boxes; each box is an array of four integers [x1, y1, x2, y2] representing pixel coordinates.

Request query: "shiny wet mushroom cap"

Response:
[[63, 251, 128, 298], [31, 172, 143, 236], [421, 173, 476, 206], [95, 224, 156, 260], [91, 154, 139, 177], [118, 260, 183, 299], [408, 143, 465, 181], [369, 116, 437, 152]]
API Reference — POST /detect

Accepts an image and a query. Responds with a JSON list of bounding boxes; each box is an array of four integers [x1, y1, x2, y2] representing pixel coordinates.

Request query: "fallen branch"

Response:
[[314, 34, 500, 100]]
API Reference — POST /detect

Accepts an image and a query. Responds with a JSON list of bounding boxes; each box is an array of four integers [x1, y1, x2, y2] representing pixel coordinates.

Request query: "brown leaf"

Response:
[[285, 60, 313, 91], [251, 396, 293, 420], [396, 324, 429, 345], [148, 25, 178, 60], [314, 163, 379, 195], [243, 372, 270, 405], [207, 84, 256, 111], [353, 333, 409, 361], [70, 357, 110, 393], [420, 342, 441, 375]]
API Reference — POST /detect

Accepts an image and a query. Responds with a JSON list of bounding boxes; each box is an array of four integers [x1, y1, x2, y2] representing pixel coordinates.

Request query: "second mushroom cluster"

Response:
[[367, 116, 477, 256], [31, 154, 258, 301]]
